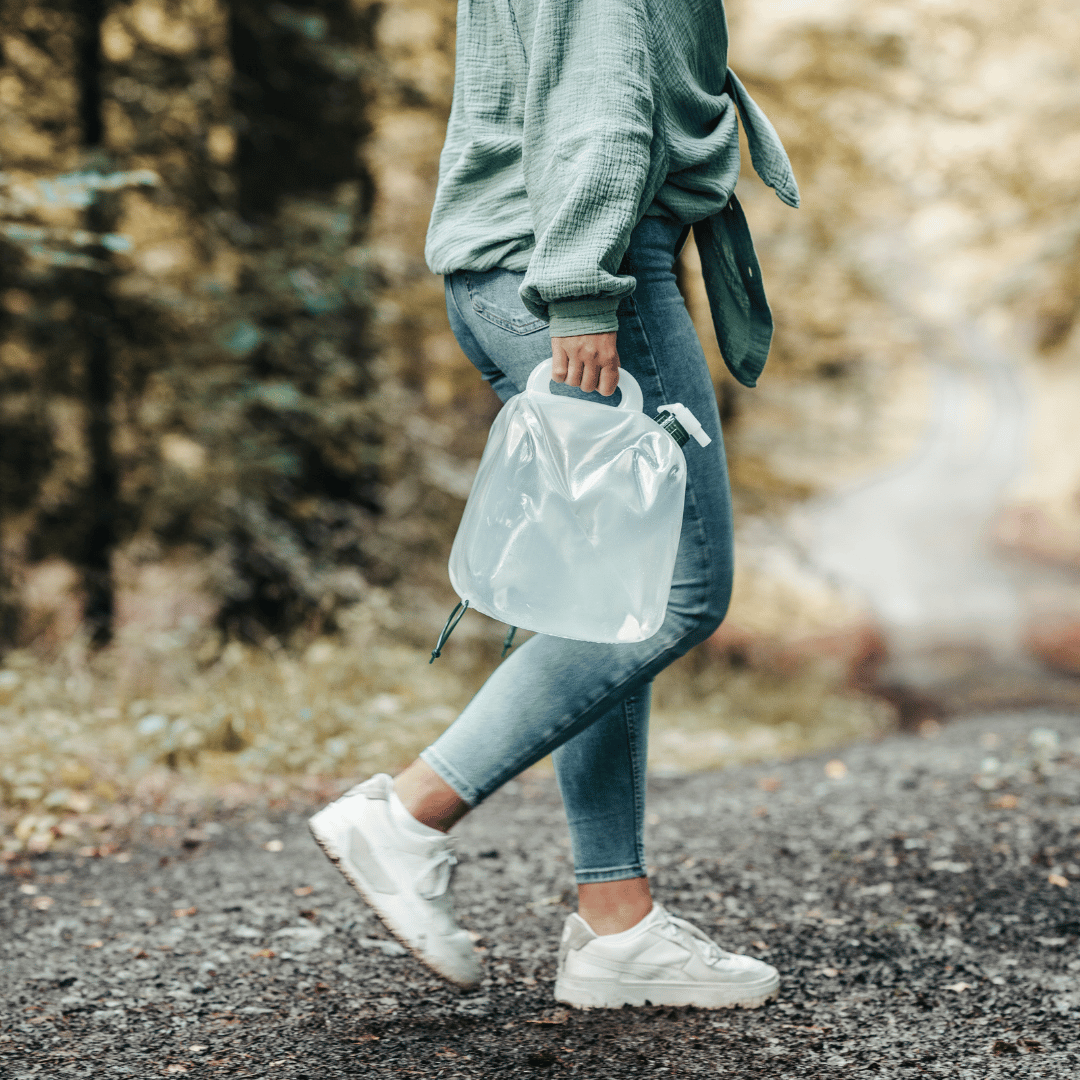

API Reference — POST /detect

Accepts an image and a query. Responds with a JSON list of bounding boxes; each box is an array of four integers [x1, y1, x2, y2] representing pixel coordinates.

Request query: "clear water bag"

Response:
[[448, 359, 704, 643]]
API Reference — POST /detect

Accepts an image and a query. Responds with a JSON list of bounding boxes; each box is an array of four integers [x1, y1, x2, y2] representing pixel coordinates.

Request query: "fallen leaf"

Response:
[[824, 760, 847, 780], [991, 1039, 1019, 1056], [526, 894, 564, 909], [945, 981, 971, 993], [293, 886, 314, 896], [1017, 1036, 1045, 1053], [991, 794, 1019, 809], [1048, 874, 1069, 888], [527, 1010, 569, 1025], [173, 906, 198, 918], [251, 949, 276, 958], [164, 1067, 189, 1075], [86, 940, 104, 949], [264, 839, 284, 853]]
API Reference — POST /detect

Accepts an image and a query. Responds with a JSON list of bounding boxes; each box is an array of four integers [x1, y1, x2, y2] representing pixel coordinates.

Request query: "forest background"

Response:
[[1, 0, 1079, 854]]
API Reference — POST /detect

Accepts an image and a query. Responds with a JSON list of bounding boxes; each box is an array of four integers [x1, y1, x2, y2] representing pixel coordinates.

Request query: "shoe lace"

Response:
[[659, 910, 733, 968], [414, 846, 458, 900]]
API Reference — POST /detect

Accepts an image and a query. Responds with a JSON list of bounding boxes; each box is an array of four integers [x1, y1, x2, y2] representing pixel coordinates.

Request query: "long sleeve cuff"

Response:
[[547, 296, 621, 337]]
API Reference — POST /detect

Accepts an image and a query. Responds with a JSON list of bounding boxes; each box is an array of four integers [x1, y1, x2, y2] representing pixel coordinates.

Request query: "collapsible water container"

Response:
[[448, 359, 709, 643]]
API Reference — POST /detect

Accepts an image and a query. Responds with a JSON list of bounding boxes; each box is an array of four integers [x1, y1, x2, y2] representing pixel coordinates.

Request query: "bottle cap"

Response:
[[655, 403, 712, 447]]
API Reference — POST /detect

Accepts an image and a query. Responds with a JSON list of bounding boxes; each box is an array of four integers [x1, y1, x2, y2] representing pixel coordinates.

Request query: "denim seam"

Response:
[[464, 271, 548, 335], [623, 695, 647, 875], [621, 273, 714, 617], [574, 865, 647, 884], [445, 275, 482, 351]]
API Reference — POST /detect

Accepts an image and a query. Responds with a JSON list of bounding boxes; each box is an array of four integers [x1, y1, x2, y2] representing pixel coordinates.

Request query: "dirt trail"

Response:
[[3, 710, 1079, 1077], [795, 256, 1080, 700]]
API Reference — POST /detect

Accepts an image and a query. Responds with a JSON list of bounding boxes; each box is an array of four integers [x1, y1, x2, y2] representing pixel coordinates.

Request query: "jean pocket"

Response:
[[464, 270, 549, 336]]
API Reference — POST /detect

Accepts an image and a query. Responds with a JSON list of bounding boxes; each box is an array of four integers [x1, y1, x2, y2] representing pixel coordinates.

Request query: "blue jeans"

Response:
[[421, 215, 734, 883]]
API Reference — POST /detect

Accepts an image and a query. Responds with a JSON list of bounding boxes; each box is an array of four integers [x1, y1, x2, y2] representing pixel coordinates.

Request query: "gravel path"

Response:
[[3, 710, 1080, 1078]]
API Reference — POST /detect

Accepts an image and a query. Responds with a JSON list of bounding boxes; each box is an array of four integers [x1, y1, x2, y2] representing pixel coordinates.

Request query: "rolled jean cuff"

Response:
[[419, 746, 482, 807], [573, 864, 649, 885]]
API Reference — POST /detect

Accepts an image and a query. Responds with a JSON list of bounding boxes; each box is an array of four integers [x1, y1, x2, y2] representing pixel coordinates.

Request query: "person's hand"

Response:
[[551, 332, 620, 396]]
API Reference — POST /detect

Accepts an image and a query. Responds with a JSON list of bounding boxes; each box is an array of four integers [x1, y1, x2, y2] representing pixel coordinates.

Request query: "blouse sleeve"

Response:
[[517, 0, 656, 337]]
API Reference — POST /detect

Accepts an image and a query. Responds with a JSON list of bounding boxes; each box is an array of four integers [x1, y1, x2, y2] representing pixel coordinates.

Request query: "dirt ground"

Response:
[[2, 709, 1080, 1078]]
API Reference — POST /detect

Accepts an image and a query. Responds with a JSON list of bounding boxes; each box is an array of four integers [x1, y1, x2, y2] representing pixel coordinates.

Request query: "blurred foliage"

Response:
[[0, 0, 388, 646], [0, 604, 890, 853]]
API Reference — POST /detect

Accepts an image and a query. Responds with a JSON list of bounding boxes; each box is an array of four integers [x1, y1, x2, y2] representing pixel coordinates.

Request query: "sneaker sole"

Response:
[[553, 971, 779, 1010], [308, 813, 481, 990]]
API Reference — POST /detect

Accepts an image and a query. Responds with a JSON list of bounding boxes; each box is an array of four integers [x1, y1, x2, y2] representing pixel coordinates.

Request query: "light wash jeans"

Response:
[[421, 215, 734, 883]]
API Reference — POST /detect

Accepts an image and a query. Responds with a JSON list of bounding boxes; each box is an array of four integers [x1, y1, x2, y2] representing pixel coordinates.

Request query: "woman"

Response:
[[310, 0, 798, 1009]]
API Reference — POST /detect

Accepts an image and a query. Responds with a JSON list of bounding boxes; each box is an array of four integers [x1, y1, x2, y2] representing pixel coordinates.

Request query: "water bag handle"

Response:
[[526, 358, 644, 414]]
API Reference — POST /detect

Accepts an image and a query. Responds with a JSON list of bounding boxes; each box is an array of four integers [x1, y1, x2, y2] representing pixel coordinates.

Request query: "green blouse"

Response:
[[425, 0, 799, 387]]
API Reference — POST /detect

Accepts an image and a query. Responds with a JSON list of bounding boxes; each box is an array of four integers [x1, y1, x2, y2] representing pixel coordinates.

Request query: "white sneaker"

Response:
[[308, 773, 481, 988], [554, 903, 779, 1009]]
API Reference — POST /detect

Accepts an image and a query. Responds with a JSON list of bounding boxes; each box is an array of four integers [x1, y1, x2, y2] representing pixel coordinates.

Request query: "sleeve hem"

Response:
[[547, 296, 621, 337]]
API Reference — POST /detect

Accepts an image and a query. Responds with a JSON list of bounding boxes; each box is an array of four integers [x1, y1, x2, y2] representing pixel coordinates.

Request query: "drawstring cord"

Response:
[[429, 600, 469, 663], [429, 602, 517, 663]]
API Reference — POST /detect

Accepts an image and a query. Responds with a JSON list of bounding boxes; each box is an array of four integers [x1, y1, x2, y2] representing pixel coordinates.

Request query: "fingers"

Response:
[[551, 343, 569, 384], [550, 333, 620, 396], [564, 352, 586, 389], [596, 363, 620, 398], [579, 357, 601, 394]]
